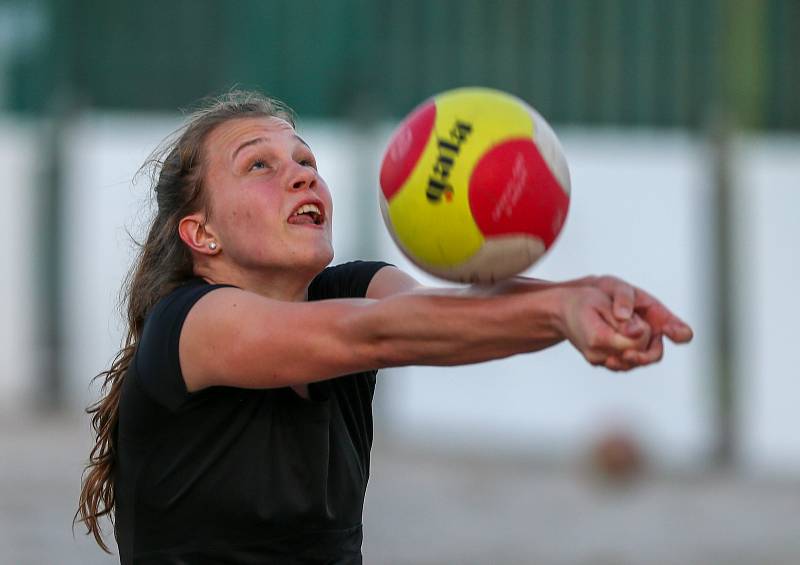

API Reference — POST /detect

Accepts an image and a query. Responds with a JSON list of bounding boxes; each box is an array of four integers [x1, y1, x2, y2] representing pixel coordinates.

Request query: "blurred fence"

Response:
[[1, 0, 799, 472], [1, 0, 798, 129], [2, 115, 800, 473]]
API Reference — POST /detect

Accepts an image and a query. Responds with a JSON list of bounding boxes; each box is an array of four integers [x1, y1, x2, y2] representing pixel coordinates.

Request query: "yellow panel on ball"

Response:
[[385, 88, 535, 269]]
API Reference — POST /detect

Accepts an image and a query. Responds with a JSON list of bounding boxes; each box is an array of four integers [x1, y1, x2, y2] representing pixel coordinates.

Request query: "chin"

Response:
[[303, 243, 334, 272], [320, 246, 335, 268]]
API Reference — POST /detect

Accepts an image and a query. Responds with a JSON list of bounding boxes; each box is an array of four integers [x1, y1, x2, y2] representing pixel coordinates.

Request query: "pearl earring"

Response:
[[208, 242, 218, 251]]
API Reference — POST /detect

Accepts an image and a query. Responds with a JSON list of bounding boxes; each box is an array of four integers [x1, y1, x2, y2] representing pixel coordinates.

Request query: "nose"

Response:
[[290, 162, 316, 191]]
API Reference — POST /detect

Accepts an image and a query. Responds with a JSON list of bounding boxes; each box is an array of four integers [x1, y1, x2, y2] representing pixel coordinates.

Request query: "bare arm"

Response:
[[365, 267, 565, 352], [349, 285, 568, 368], [180, 274, 641, 392], [365, 267, 693, 371]]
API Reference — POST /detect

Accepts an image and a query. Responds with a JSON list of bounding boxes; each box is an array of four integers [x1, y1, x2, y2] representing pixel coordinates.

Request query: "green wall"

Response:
[[4, 0, 798, 129]]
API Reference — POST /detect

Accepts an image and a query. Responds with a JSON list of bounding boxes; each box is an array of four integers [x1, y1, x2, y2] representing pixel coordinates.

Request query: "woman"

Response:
[[76, 90, 692, 564]]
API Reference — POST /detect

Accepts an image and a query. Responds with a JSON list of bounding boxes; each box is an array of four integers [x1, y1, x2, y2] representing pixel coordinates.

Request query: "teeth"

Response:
[[293, 203, 321, 217]]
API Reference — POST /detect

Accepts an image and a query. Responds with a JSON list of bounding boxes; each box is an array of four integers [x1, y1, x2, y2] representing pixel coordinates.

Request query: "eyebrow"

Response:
[[231, 134, 311, 162]]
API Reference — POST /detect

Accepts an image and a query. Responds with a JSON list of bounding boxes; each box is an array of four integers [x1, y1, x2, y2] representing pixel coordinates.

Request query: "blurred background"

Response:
[[1, 0, 799, 563]]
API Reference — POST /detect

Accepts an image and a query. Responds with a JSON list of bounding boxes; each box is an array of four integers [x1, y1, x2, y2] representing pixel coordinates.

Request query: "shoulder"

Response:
[[308, 260, 396, 300], [134, 278, 235, 411], [365, 265, 423, 299], [142, 278, 234, 341], [309, 261, 424, 301]]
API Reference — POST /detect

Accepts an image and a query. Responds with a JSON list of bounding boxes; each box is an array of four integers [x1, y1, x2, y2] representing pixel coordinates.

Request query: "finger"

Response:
[[597, 305, 623, 332], [594, 276, 635, 321], [604, 355, 635, 372], [596, 311, 644, 352], [633, 286, 678, 326], [611, 282, 635, 321], [623, 334, 665, 365], [664, 321, 694, 343], [596, 297, 642, 338], [587, 298, 644, 352], [596, 324, 641, 352], [585, 350, 608, 367], [633, 287, 693, 342], [622, 315, 649, 340], [642, 307, 692, 343]]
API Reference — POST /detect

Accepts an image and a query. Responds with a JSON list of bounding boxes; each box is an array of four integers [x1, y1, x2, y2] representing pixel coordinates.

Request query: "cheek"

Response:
[[216, 190, 278, 240], [318, 180, 334, 215]]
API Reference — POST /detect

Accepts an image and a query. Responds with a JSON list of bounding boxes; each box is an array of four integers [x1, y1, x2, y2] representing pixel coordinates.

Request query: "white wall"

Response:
[[376, 131, 712, 467], [58, 115, 180, 410], [2, 114, 799, 474], [0, 119, 38, 412], [737, 137, 800, 473]]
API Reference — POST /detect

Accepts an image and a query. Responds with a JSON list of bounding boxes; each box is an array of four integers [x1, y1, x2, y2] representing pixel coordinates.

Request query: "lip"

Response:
[[287, 198, 326, 226]]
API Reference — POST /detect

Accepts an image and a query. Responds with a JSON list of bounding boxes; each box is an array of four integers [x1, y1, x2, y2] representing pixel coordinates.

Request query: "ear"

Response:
[[178, 213, 220, 256]]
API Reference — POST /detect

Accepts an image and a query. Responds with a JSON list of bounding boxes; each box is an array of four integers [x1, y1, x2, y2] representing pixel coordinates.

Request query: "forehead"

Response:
[[205, 116, 297, 156]]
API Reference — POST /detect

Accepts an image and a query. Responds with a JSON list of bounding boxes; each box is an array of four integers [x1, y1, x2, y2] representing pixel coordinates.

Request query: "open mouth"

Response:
[[288, 202, 325, 226]]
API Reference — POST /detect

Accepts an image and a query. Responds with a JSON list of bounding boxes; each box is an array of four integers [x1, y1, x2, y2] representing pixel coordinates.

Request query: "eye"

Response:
[[299, 158, 317, 169], [249, 159, 269, 172]]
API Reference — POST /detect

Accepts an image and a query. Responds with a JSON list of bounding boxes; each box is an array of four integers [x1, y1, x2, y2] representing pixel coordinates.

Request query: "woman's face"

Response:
[[201, 116, 334, 275]]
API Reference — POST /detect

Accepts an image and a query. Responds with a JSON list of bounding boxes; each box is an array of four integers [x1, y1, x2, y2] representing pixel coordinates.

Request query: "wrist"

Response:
[[542, 285, 572, 341], [558, 275, 597, 289]]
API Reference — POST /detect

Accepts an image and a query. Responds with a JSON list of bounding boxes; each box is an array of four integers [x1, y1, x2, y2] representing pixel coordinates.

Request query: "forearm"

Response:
[[344, 286, 567, 369], [465, 275, 594, 297]]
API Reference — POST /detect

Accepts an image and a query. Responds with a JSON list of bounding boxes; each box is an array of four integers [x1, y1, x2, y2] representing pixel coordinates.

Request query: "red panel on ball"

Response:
[[469, 139, 569, 248], [379, 100, 436, 201]]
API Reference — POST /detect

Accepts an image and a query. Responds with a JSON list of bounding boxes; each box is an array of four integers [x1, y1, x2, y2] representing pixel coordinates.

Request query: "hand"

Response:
[[474, 274, 692, 371], [589, 275, 694, 369], [559, 286, 652, 370]]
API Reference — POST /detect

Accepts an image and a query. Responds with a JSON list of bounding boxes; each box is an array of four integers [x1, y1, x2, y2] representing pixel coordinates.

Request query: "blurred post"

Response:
[[36, 0, 81, 411], [709, 0, 766, 465], [348, 0, 383, 261], [708, 108, 735, 466], [36, 103, 67, 411]]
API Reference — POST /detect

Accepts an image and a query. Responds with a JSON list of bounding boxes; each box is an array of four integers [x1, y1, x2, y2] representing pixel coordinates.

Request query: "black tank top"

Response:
[[114, 261, 390, 564]]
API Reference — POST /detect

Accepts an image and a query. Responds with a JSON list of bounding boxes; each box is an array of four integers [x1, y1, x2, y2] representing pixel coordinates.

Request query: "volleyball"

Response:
[[379, 87, 571, 283]]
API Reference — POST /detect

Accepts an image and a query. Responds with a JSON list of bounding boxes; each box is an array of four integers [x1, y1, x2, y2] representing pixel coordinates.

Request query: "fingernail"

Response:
[[617, 306, 632, 319], [625, 319, 643, 335]]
